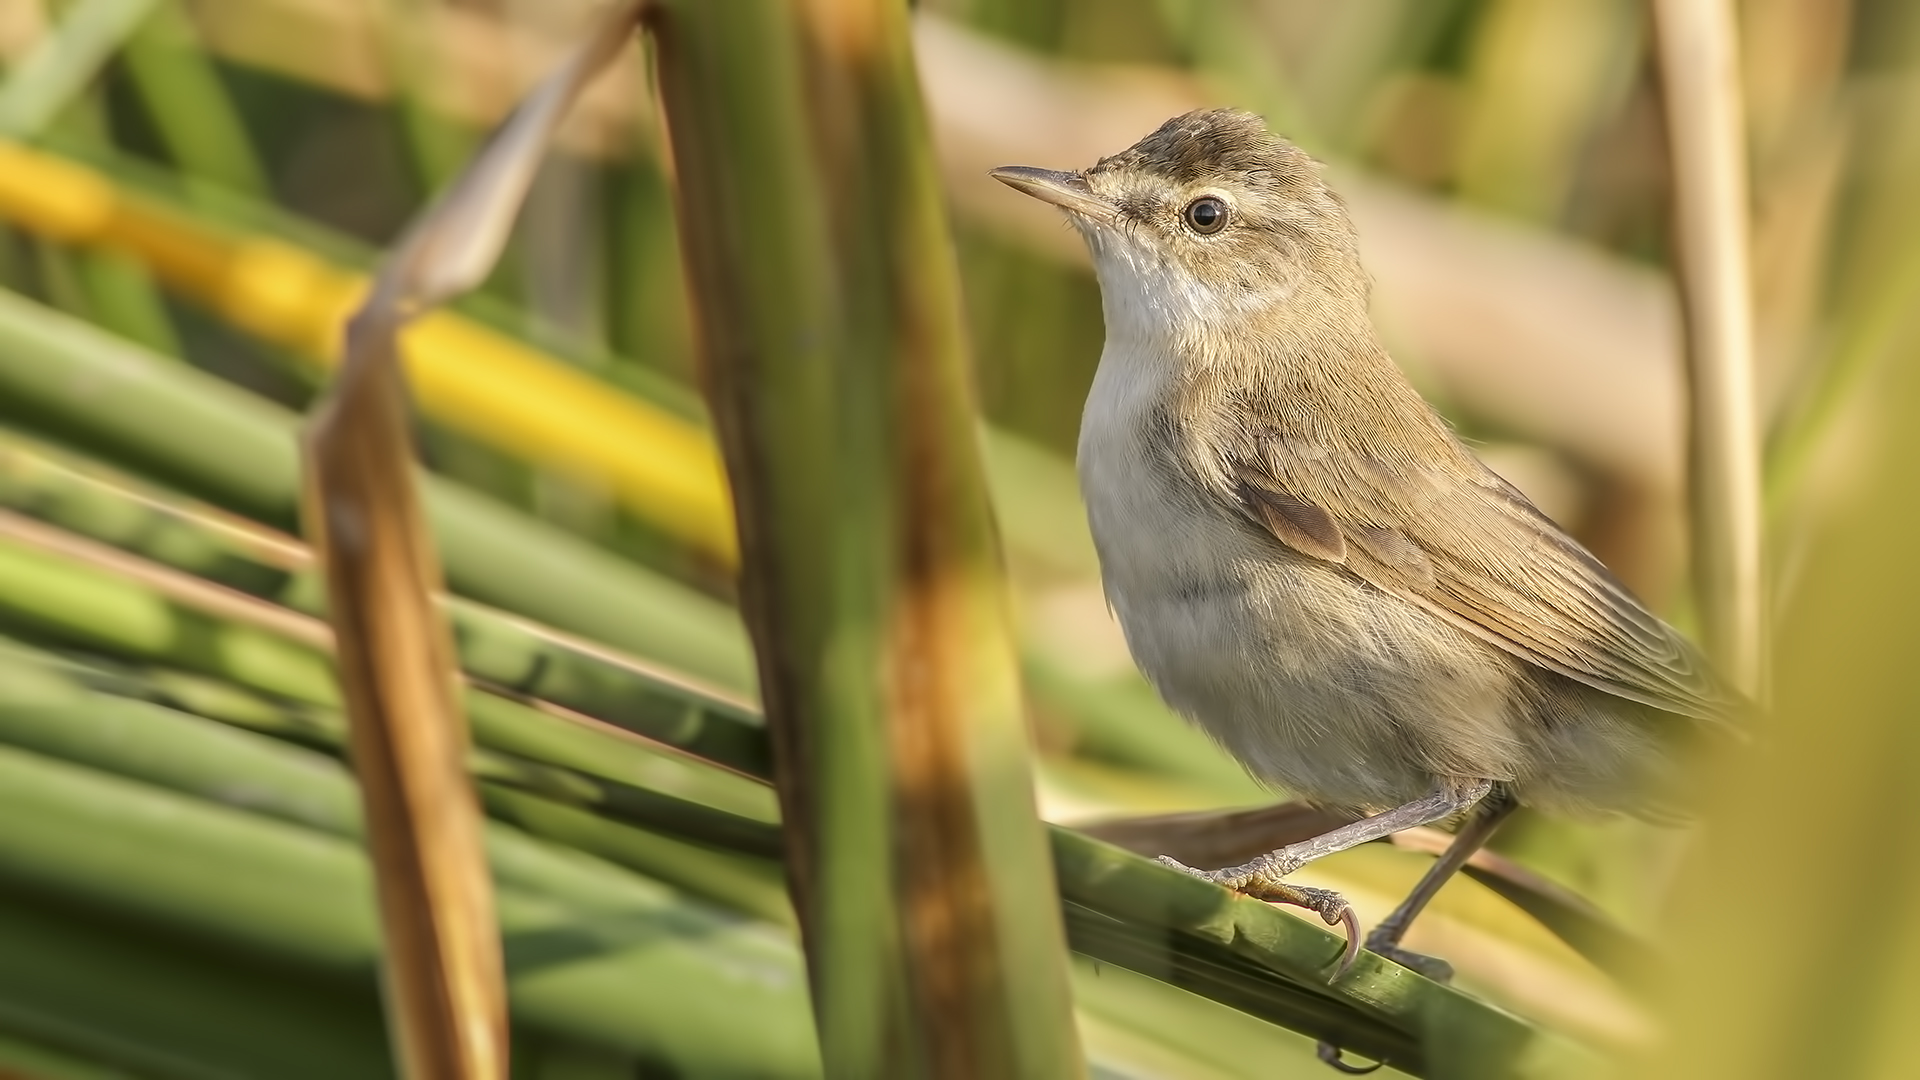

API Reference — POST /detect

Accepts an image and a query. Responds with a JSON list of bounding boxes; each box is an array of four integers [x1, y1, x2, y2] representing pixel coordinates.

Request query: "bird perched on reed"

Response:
[[992, 110, 1739, 1007]]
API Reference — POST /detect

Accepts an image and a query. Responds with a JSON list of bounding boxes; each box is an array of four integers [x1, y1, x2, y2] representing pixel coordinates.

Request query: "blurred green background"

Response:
[[0, 0, 1916, 1076]]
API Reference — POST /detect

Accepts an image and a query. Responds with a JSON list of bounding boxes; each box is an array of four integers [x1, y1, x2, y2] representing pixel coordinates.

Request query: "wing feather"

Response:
[[1229, 435, 1733, 721]]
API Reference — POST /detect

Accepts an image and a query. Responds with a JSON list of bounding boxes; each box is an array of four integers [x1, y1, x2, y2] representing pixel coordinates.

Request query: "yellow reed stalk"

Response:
[[0, 138, 735, 563]]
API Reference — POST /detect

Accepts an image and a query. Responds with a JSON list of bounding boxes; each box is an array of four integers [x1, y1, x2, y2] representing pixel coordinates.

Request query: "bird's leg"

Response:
[[1363, 792, 1518, 982], [1314, 793, 1517, 1075], [1158, 778, 1492, 975]]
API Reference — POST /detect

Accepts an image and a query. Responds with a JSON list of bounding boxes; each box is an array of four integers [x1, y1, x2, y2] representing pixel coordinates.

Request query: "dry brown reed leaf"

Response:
[[299, 3, 647, 1076], [306, 333, 506, 1080]]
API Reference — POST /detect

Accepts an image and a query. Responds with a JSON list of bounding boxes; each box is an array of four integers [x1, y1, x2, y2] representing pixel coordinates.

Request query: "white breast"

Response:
[[1075, 333, 1523, 811]]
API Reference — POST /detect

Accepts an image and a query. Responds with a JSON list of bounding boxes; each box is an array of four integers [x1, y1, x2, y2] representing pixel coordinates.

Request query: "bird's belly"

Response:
[[1082, 474, 1528, 811]]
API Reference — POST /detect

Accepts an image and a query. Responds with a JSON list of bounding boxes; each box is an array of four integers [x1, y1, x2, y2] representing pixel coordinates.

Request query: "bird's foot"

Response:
[[1156, 853, 1359, 978]]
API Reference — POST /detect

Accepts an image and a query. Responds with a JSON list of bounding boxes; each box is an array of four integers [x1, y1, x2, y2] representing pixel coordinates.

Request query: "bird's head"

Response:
[[992, 109, 1368, 349]]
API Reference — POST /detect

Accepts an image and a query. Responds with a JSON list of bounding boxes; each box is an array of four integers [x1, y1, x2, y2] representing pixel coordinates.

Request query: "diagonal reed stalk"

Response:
[[1649, 0, 1766, 696]]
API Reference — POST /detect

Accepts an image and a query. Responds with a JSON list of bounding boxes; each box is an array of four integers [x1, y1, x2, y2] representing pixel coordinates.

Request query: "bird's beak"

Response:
[[990, 166, 1115, 222]]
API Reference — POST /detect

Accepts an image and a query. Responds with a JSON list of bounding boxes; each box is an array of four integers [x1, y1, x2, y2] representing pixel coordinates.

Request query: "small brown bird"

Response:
[[993, 111, 1738, 994]]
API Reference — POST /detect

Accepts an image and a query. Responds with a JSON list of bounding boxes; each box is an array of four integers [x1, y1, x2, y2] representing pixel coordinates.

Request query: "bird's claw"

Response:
[[1155, 855, 1360, 979], [1260, 884, 1359, 979]]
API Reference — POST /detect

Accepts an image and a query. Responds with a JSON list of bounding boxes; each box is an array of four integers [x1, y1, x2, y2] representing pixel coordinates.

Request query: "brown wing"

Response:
[[1230, 437, 1735, 722]]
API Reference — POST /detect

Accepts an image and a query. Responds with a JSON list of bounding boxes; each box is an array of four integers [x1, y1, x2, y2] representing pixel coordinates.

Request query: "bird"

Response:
[[991, 109, 1740, 1001]]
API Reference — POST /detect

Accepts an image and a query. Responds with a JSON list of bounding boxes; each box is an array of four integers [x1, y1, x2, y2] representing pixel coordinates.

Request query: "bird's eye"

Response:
[[1183, 196, 1229, 235]]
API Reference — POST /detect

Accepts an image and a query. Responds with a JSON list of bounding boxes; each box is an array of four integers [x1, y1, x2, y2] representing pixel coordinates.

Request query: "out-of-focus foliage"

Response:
[[0, 0, 1914, 1076]]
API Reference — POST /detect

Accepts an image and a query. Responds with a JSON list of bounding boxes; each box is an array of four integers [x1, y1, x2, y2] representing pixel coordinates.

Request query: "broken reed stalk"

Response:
[[1650, 0, 1766, 696], [300, 4, 647, 1075], [304, 321, 506, 1080]]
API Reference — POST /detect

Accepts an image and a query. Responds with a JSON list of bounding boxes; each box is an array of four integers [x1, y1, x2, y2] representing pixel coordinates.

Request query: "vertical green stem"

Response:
[[648, 1, 1083, 1075]]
